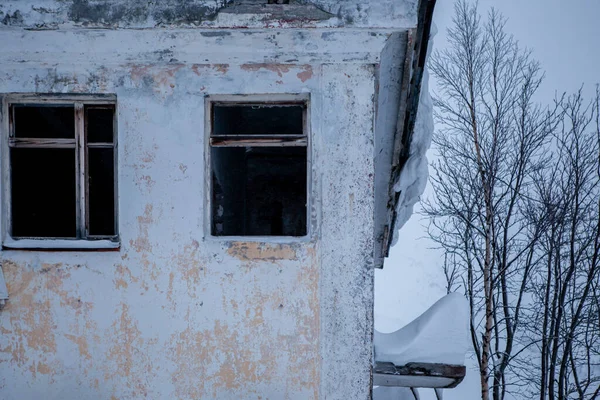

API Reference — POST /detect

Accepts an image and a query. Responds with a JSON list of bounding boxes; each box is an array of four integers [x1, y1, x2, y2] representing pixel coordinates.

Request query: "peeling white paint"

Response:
[[0, 0, 419, 29], [0, 1, 423, 399]]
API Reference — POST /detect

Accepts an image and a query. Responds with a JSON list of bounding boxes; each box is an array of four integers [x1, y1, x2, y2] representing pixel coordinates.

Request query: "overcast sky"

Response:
[[377, 0, 600, 325], [434, 0, 600, 100], [375, 1, 600, 398]]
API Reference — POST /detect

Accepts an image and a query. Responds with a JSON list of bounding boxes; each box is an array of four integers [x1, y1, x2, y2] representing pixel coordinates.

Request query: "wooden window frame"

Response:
[[1, 93, 119, 250], [204, 93, 311, 241]]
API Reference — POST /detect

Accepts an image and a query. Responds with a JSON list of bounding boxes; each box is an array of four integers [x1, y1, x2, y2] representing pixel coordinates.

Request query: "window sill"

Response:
[[205, 235, 311, 244], [2, 238, 120, 251]]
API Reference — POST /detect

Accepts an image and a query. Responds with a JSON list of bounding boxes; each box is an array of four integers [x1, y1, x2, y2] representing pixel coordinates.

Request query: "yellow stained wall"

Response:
[[0, 28, 382, 399]]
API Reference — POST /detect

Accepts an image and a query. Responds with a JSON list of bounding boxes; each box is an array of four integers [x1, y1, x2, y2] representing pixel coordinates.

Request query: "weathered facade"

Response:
[[0, 1, 431, 399]]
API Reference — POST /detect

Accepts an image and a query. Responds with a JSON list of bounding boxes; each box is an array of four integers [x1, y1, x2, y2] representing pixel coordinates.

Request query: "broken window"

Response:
[[5, 96, 118, 243], [209, 97, 308, 237]]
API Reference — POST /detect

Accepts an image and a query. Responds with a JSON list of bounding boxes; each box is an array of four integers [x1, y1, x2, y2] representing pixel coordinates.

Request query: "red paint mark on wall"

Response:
[[192, 64, 230, 76], [297, 65, 313, 82], [240, 63, 291, 77]]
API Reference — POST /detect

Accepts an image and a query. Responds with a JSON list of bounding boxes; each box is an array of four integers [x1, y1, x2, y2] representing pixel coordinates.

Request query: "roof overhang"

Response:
[[376, 0, 437, 268]]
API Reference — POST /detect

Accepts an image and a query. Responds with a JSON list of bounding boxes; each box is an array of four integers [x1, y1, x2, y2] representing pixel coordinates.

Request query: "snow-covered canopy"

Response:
[[373, 293, 469, 399], [374, 292, 469, 367]]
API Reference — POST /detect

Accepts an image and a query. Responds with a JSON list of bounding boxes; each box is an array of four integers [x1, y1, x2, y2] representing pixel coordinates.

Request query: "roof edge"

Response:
[[381, 0, 436, 263]]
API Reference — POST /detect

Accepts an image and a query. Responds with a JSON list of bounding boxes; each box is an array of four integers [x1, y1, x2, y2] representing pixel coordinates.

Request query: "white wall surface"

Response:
[[0, 26, 396, 399]]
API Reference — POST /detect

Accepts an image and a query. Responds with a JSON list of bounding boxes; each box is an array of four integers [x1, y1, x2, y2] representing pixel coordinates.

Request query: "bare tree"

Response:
[[424, 1, 558, 399], [526, 88, 600, 400], [425, 2, 600, 398]]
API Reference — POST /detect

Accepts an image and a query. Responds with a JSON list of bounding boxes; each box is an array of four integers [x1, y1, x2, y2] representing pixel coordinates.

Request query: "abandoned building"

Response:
[[0, 0, 465, 399]]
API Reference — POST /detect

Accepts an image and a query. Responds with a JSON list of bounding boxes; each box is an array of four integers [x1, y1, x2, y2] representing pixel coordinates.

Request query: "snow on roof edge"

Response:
[[390, 24, 435, 247], [378, 0, 436, 263]]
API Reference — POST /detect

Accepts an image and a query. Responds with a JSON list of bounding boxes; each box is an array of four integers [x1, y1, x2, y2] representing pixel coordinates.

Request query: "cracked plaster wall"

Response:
[[0, 0, 418, 29]]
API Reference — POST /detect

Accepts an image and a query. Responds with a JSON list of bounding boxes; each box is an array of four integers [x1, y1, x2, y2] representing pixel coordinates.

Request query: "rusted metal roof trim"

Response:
[[381, 0, 436, 260], [373, 361, 466, 388]]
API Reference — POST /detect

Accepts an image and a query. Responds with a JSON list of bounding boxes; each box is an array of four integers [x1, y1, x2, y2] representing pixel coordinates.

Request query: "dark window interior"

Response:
[[211, 102, 307, 237], [88, 148, 115, 236], [86, 106, 116, 236], [11, 148, 77, 238], [9, 103, 116, 239], [213, 105, 304, 136], [87, 107, 114, 143], [13, 105, 75, 138]]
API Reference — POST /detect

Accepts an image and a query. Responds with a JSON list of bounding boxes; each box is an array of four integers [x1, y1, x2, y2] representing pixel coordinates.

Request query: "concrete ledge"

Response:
[[0, 28, 398, 65]]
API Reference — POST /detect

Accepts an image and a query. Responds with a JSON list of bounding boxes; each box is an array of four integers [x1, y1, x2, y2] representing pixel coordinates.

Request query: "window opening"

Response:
[[7, 100, 117, 241], [210, 101, 308, 237]]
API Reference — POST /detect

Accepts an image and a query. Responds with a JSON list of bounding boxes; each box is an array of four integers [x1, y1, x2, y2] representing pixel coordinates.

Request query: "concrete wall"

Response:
[[0, 0, 418, 29], [0, 2, 415, 398]]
